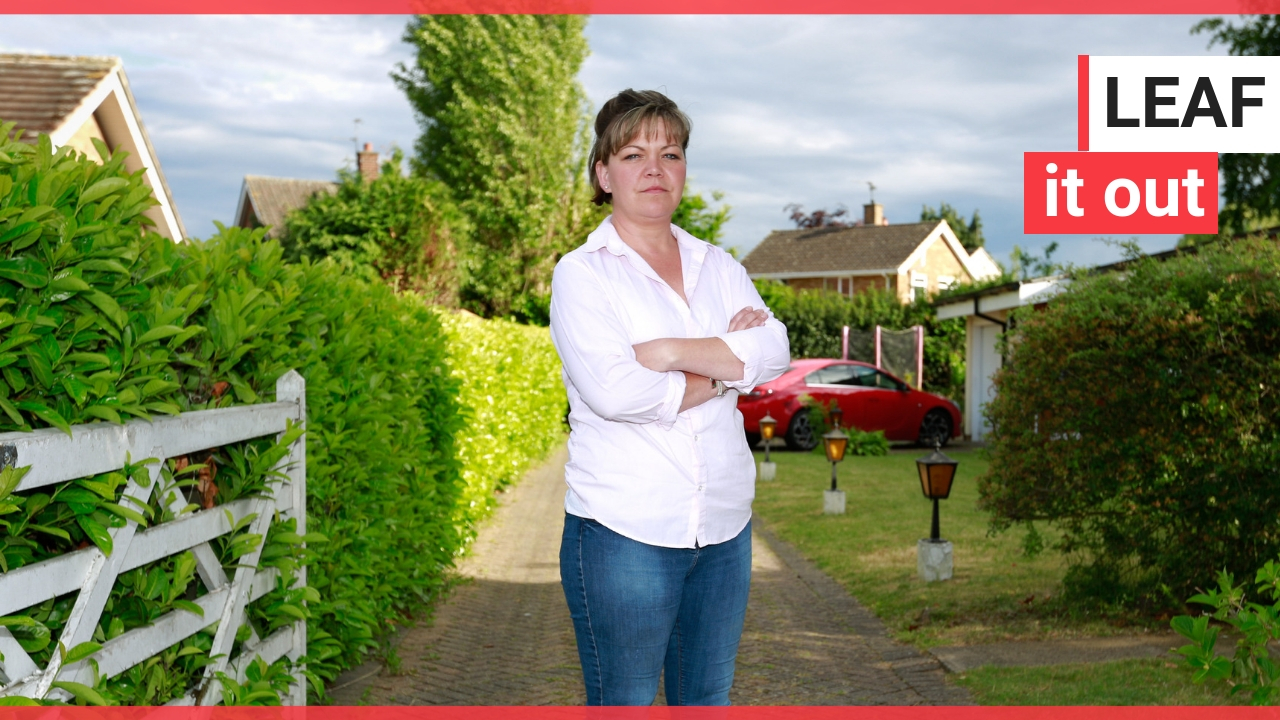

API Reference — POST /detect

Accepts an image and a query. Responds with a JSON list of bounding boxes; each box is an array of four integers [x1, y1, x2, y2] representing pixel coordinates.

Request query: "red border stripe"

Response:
[[1078, 54, 1089, 152], [8, 0, 1280, 12]]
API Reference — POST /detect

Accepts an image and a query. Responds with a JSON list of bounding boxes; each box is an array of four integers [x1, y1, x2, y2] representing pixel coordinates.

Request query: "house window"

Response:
[[910, 272, 928, 301]]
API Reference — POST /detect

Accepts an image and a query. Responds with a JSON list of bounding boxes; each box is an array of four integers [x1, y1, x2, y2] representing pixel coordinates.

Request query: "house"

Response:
[[0, 53, 185, 241], [933, 277, 1068, 441], [741, 202, 1001, 303], [234, 143, 380, 238]]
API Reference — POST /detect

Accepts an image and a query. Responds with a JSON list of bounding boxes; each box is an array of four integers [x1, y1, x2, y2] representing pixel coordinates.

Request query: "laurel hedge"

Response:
[[0, 126, 567, 703], [980, 239, 1280, 608]]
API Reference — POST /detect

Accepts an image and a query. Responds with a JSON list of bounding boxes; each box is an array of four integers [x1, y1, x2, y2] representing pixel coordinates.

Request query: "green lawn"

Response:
[[751, 445, 1158, 648], [954, 659, 1243, 705]]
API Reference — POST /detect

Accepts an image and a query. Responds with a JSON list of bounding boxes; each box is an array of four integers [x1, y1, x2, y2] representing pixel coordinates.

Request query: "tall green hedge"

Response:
[[980, 239, 1280, 607], [437, 309, 566, 532], [0, 126, 568, 702]]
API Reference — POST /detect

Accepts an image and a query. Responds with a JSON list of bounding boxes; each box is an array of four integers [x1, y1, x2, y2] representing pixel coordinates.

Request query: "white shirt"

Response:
[[549, 216, 791, 549]]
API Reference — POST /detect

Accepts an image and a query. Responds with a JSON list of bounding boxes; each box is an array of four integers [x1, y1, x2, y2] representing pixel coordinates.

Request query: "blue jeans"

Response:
[[560, 513, 752, 706]]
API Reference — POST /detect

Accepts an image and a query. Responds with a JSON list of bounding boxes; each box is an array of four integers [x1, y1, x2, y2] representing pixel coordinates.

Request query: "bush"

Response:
[[0, 126, 568, 702], [436, 310, 566, 532], [280, 150, 469, 307], [164, 226, 466, 689], [980, 239, 1280, 606], [756, 280, 965, 401]]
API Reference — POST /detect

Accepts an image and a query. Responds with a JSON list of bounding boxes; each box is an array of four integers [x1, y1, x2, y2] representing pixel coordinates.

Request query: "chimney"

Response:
[[864, 202, 887, 226], [357, 142, 379, 182]]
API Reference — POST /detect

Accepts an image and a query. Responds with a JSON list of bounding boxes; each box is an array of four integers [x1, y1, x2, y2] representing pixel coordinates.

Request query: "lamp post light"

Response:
[[829, 405, 844, 431], [758, 413, 778, 481], [822, 427, 849, 515], [915, 444, 960, 582]]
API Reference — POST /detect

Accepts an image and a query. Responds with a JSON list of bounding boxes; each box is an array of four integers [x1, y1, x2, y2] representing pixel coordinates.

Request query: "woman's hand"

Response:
[[728, 307, 769, 333]]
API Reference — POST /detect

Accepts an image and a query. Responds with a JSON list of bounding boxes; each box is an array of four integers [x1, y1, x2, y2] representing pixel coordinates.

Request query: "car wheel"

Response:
[[919, 409, 952, 448], [745, 431, 762, 450], [785, 411, 818, 451]]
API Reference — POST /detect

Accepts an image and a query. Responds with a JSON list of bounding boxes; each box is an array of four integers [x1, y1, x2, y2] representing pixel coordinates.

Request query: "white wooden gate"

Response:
[[0, 371, 307, 706]]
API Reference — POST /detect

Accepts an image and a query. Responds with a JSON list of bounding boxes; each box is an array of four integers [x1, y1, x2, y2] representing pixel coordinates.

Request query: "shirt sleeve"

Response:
[[714, 255, 791, 393], [550, 255, 686, 429]]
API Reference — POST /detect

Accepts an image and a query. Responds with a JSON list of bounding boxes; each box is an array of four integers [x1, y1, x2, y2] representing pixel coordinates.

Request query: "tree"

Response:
[[920, 202, 984, 251], [673, 186, 732, 250], [1192, 16, 1280, 236], [1008, 241, 1060, 280], [281, 149, 468, 306], [394, 16, 593, 323], [784, 203, 852, 229]]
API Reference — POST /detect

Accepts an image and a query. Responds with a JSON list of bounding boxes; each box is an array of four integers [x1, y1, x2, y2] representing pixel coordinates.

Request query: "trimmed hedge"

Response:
[[0, 126, 568, 703], [436, 309, 567, 532], [980, 239, 1280, 607]]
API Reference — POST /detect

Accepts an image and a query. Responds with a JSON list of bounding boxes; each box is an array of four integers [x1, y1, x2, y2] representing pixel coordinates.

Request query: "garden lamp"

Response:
[[915, 444, 959, 541], [822, 428, 849, 491], [829, 405, 844, 431], [759, 413, 777, 463]]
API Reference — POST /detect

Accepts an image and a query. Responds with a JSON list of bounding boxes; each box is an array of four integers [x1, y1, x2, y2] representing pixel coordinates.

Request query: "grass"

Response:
[[954, 659, 1244, 705], [751, 445, 1161, 648]]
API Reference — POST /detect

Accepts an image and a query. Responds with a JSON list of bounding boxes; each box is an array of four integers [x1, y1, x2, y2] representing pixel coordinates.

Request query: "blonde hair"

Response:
[[588, 89, 692, 206]]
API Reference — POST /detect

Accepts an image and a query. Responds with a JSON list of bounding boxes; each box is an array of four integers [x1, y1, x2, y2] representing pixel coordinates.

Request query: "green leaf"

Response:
[[48, 274, 91, 294], [135, 324, 184, 345], [0, 221, 39, 246], [78, 177, 129, 206], [0, 697, 40, 706], [83, 290, 127, 328], [77, 515, 113, 556], [14, 401, 70, 435], [0, 616, 50, 653], [77, 259, 129, 275], [0, 257, 49, 288], [50, 680, 109, 706], [83, 405, 122, 425], [61, 640, 102, 665], [27, 523, 72, 541], [172, 599, 205, 617], [101, 502, 147, 527]]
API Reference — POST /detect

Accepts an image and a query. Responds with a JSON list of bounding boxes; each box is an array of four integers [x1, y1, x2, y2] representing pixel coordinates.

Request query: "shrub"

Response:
[[1173, 556, 1280, 705], [280, 150, 469, 307], [980, 239, 1280, 606], [436, 309, 567, 531], [1, 125, 568, 702], [164, 226, 466, 688]]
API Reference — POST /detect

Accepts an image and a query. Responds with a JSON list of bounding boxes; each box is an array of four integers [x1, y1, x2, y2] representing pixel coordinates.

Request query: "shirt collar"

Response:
[[583, 215, 709, 264]]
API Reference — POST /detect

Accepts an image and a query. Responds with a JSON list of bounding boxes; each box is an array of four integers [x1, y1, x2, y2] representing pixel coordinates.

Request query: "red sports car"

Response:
[[737, 359, 961, 450]]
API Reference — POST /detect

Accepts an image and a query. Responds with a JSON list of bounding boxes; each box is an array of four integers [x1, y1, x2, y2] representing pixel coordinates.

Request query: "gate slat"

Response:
[[6, 402, 295, 493]]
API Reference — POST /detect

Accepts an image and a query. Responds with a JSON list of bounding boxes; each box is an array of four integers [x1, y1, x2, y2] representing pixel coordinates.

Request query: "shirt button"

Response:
[[698, 485, 705, 492], [695, 435, 700, 442]]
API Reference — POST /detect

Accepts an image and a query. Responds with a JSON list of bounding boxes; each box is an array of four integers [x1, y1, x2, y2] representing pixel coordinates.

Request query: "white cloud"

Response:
[[0, 14, 1223, 266]]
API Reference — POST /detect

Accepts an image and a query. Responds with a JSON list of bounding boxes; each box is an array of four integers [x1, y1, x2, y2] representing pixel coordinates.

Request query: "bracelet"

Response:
[[711, 379, 727, 397]]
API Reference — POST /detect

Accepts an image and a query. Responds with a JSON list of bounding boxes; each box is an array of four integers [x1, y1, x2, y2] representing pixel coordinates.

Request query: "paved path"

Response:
[[331, 445, 970, 706]]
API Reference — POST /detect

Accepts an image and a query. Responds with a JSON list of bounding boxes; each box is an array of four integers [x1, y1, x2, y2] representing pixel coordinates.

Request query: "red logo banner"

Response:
[[1023, 151, 1218, 235]]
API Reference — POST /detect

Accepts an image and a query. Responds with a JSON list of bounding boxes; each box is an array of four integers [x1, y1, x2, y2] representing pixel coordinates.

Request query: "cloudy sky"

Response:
[[0, 15, 1223, 268]]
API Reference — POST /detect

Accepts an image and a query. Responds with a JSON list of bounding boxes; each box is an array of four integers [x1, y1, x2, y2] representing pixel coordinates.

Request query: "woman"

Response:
[[549, 89, 791, 706]]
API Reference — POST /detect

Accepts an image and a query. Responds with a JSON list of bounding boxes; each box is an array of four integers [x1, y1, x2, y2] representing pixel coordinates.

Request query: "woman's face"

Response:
[[596, 122, 686, 225]]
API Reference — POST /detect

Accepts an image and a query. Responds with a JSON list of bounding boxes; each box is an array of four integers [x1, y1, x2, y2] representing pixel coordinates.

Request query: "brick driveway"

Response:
[[333, 445, 970, 706]]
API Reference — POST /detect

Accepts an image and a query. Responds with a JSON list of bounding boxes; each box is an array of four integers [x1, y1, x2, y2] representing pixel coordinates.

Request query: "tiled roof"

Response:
[[242, 176, 338, 238], [0, 54, 118, 142], [741, 222, 940, 275]]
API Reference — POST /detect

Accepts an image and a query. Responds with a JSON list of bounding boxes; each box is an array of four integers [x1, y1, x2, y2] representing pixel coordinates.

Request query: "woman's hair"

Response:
[[588, 89, 692, 206]]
